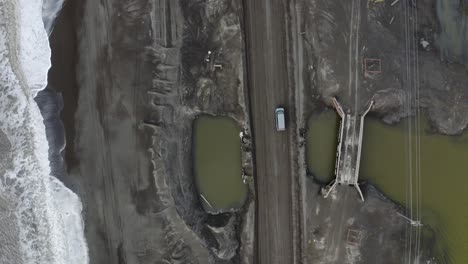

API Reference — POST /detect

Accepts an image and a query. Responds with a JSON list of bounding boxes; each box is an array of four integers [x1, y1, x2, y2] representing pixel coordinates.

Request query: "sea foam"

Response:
[[0, 0, 88, 263]]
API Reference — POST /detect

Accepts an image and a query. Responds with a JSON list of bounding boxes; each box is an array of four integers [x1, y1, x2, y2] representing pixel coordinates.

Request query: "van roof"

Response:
[[276, 108, 285, 130]]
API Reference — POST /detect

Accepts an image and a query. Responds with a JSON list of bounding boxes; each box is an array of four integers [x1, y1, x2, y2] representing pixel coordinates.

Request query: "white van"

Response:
[[275, 107, 286, 131]]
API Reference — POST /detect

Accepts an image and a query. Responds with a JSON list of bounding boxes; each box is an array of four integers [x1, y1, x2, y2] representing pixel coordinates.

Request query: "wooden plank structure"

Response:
[[322, 98, 374, 201]]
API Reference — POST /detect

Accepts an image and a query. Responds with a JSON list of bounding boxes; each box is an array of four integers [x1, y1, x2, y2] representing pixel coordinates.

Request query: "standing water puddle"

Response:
[[307, 110, 468, 263], [193, 115, 247, 213], [306, 110, 339, 183]]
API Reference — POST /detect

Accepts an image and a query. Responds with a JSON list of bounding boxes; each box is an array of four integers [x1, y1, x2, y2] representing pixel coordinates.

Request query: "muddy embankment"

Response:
[[48, 0, 253, 263], [299, 0, 468, 135], [291, 0, 463, 262]]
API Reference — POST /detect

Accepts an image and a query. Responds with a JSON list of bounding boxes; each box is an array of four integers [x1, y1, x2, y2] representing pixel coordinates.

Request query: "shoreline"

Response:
[[47, 0, 81, 177], [45, 0, 250, 262], [0, 0, 88, 262]]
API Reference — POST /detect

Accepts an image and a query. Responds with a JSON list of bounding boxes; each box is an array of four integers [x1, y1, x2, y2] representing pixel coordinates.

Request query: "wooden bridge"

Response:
[[322, 98, 374, 201]]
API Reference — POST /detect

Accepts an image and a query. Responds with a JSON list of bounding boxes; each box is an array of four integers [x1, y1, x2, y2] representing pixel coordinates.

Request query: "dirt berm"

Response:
[[48, 0, 254, 263]]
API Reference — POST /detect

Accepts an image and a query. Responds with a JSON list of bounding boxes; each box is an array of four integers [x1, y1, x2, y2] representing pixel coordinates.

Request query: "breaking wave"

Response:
[[42, 0, 65, 36], [0, 0, 88, 263]]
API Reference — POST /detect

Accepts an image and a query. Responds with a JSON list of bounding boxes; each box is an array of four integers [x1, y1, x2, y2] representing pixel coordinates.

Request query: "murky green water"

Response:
[[306, 110, 339, 183], [307, 110, 468, 263], [193, 115, 247, 213]]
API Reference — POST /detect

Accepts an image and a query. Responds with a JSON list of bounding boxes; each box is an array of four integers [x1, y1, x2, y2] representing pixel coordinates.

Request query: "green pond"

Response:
[[307, 110, 468, 263], [306, 110, 340, 183], [193, 115, 247, 213]]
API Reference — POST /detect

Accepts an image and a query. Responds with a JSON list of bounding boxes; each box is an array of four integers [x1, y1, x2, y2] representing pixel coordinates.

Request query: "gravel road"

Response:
[[243, 0, 296, 263]]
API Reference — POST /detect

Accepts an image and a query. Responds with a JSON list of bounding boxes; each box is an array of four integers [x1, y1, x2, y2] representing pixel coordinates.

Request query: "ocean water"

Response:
[[42, 0, 65, 35], [34, 87, 66, 185], [0, 0, 88, 263]]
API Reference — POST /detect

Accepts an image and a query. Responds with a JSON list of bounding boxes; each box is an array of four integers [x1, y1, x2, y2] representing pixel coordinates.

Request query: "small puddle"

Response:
[[307, 110, 468, 263], [193, 115, 247, 213]]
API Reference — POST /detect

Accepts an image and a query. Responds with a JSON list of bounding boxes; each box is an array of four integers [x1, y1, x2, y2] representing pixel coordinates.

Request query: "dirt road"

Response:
[[243, 0, 295, 263]]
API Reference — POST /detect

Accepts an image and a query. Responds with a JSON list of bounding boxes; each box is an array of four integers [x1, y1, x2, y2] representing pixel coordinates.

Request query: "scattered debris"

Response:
[[346, 229, 364, 246], [420, 38, 430, 50], [205, 50, 212, 62], [200, 194, 215, 211], [212, 63, 223, 70], [363, 58, 382, 77], [397, 212, 423, 227], [242, 169, 253, 184], [391, 0, 400, 6], [207, 217, 239, 260]]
